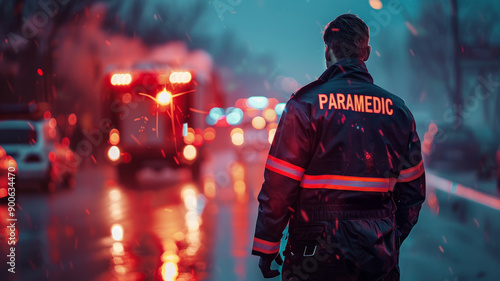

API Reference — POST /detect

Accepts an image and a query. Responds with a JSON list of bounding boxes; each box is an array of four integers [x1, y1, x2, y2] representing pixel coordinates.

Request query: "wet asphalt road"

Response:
[[1, 145, 499, 281]]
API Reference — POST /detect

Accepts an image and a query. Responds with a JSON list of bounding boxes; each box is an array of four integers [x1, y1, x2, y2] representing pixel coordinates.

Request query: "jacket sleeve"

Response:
[[252, 99, 312, 257], [393, 119, 426, 245]]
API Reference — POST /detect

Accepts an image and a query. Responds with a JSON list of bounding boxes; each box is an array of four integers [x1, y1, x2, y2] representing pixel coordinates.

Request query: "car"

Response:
[[0, 119, 76, 191]]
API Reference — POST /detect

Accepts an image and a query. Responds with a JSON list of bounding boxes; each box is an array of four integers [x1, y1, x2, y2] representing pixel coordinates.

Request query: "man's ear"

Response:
[[326, 47, 337, 68], [363, 45, 371, 61]]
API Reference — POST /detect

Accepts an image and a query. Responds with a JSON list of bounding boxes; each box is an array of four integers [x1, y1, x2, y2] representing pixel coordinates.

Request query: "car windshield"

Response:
[[0, 129, 37, 145]]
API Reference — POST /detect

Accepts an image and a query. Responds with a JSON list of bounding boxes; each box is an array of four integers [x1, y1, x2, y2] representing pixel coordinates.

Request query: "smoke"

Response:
[[52, 3, 214, 119]]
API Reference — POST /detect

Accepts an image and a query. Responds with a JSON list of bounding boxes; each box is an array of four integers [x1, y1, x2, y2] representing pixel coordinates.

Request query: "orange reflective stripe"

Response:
[[254, 238, 280, 246], [302, 174, 388, 182], [398, 160, 424, 182], [266, 155, 305, 181], [252, 238, 280, 254], [301, 174, 393, 192]]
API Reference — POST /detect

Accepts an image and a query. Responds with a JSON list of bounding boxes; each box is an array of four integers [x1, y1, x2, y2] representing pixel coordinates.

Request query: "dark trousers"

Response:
[[281, 216, 400, 281], [281, 249, 400, 281]]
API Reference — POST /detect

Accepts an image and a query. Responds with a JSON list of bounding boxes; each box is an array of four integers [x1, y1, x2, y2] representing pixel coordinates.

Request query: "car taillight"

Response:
[[111, 73, 132, 86], [25, 154, 42, 163], [183, 145, 197, 161], [109, 129, 120, 145], [252, 116, 266, 130], [107, 146, 121, 162], [231, 128, 244, 146]]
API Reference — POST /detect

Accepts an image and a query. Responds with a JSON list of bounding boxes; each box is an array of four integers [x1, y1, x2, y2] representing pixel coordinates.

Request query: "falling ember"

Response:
[[85, 209, 90, 215], [189, 108, 209, 115], [375, 50, 380, 56], [91, 155, 97, 164], [37, 68, 43, 76], [105, 40, 111, 46], [439, 246, 444, 253], [409, 49, 415, 56], [473, 218, 480, 227], [300, 210, 309, 222], [130, 134, 141, 145], [405, 21, 418, 36]]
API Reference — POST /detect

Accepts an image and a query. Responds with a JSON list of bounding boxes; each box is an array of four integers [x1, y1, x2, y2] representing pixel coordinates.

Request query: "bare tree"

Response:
[[407, 1, 455, 108]]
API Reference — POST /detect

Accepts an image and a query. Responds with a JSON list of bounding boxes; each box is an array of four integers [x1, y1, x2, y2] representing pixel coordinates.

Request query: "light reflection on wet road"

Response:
[[0, 146, 268, 281], [1, 145, 499, 281]]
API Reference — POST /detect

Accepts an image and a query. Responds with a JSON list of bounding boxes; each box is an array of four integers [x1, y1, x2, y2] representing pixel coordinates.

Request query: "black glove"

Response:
[[258, 254, 283, 278]]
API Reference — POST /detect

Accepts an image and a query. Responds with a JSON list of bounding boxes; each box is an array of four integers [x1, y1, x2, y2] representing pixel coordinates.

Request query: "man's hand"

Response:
[[258, 254, 283, 278]]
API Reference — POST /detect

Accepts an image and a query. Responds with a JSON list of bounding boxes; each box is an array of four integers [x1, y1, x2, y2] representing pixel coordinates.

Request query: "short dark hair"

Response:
[[323, 14, 370, 60]]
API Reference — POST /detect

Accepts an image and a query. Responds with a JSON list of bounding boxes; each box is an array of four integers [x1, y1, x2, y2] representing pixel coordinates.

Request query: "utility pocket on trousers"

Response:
[[289, 224, 326, 256]]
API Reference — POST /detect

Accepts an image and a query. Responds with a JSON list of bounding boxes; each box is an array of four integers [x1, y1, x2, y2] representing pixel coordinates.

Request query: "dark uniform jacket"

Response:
[[252, 58, 426, 280]]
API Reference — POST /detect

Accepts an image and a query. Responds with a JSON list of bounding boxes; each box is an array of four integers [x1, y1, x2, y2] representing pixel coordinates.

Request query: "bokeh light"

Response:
[[252, 116, 266, 130]]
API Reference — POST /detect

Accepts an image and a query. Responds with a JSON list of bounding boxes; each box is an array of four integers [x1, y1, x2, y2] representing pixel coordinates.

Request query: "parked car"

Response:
[[0, 119, 76, 191]]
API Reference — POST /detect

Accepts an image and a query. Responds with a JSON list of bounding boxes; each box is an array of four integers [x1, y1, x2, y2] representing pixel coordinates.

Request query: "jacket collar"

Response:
[[319, 58, 373, 84]]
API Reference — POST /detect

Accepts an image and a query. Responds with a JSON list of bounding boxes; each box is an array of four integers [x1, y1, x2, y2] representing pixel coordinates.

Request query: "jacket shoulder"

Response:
[[290, 79, 325, 100], [371, 84, 412, 115]]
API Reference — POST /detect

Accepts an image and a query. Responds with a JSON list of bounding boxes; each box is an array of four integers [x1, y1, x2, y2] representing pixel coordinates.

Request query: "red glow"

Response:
[[215, 116, 229, 127], [123, 152, 132, 163], [37, 69, 43, 76], [429, 123, 438, 135], [62, 137, 70, 147], [68, 113, 77, 126], [48, 151, 56, 162], [203, 128, 216, 143], [65, 150, 74, 161], [0, 188, 7, 198]]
